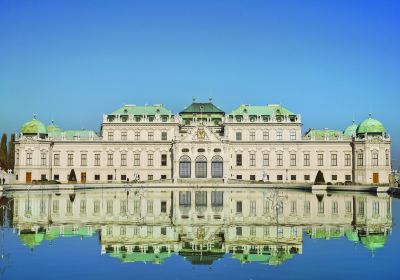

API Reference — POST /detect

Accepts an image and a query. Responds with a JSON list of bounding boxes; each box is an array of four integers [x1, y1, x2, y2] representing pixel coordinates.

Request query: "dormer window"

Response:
[[123, 109, 128, 114]]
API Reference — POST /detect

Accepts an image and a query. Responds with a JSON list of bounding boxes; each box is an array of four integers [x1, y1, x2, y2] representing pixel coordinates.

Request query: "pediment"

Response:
[[179, 126, 223, 143]]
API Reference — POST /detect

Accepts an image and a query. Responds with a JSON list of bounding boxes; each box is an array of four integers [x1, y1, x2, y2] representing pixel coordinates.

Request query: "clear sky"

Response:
[[0, 0, 399, 167]]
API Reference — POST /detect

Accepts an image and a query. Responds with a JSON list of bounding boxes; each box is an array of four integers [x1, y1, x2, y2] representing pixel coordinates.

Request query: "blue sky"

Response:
[[0, 0, 399, 167]]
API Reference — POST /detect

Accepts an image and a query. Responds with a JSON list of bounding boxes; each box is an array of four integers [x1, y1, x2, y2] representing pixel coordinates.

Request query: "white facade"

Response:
[[14, 103, 392, 185]]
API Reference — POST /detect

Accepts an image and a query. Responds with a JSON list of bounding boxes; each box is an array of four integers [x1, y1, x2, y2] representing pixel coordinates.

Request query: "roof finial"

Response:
[[369, 113, 372, 118], [192, 97, 196, 102], [33, 113, 36, 120], [209, 97, 212, 102]]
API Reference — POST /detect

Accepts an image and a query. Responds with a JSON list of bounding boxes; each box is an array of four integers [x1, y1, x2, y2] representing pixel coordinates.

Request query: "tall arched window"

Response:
[[179, 155, 191, 178], [211, 155, 223, 178], [195, 155, 207, 178]]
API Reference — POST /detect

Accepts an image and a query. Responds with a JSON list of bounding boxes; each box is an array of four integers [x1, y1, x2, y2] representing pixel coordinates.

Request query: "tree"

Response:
[[7, 134, 15, 171], [314, 170, 325, 185], [0, 134, 7, 170]]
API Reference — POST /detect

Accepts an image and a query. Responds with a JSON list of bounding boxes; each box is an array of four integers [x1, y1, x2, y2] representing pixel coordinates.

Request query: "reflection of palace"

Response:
[[4, 188, 392, 265], [14, 100, 391, 185]]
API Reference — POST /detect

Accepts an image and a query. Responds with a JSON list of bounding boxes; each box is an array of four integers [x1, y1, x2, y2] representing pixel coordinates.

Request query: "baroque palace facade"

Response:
[[14, 100, 391, 184]]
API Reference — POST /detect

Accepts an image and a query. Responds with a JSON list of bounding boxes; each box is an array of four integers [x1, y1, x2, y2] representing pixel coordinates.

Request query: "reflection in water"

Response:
[[1, 188, 392, 266]]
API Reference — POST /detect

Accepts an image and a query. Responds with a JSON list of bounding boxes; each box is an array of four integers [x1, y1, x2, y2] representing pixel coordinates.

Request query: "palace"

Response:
[[14, 100, 391, 185]]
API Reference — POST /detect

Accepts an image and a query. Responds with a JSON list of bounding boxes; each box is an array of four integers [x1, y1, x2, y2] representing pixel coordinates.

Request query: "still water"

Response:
[[0, 187, 398, 279]]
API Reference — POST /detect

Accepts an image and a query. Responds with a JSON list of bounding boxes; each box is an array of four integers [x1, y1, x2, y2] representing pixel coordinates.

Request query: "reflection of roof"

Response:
[[232, 252, 295, 266], [360, 234, 387, 251], [179, 251, 224, 265], [19, 232, 44, 248], [306, 228, 343, 239], [108, 251, 172, 264], [230, 104, 295, 116]]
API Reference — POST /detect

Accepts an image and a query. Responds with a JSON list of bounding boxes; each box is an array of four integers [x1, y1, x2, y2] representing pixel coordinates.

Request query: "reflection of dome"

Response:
[[356, 115, 386, 135], [19, 232, 44, 248], [345, 230, 359, 243], [47, 121, 63, 133], [360, 235, 387, 251], [21, 116, 47, 135], [343, 121, 358, 137]]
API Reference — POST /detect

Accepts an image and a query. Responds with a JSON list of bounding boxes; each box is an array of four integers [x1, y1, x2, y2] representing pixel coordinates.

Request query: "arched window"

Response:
[[195, 155, 207, 178], [179, 155, 191, 178], [211, 155, 223, 178]]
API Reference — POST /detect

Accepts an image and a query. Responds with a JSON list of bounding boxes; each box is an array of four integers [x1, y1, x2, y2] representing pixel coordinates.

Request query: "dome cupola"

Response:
[[356, 114, 386, 135], [343, 120, 358, 137], [20, 115, 48, 135], [47, 120, 63, 133]]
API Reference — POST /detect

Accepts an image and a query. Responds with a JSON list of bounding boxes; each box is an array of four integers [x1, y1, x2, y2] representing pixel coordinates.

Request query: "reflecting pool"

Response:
[[0, 187, 399, 279]]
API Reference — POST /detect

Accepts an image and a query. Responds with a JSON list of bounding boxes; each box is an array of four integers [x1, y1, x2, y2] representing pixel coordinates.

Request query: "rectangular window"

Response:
[[120, 200, 127, 215], [277, 153, 283, 167], [345, 154, 351, 166], [318, 154, 324, 166], [358, 201, 365, 217], [291, 175, 296, 181], [236, 131, 242, 141], [121, 174, 126, 181], [263, 154, 269, 166], [121, 131, 127, 141], [345, 201, 352, 214], [134, 154, 140, 166], [304, 153, 310, 166], [147, 200, 153, 215], [332, 175, 338, 181], [331, 154, 338, 166], [318, 201, 324, 214], [236, 227, 242, 236], [161, 201, 167, 213], [372, 202, 379, 216], [81, 154, 87, 166], [290, 131, 296, 140], [66, 200, 72, 215], [161, 131, 167, 141], [94, 153, 100, 166], [236, 201, 242, 213], [304, 201, 311, 215], [179, 191, 191, 206], [80, 200, 87, 215], [345, 175, 352, 181], [263, 131, 269, 141], [147, 154, 154, 166], [161, 154, 167, 166], [134, 131, 140, 141], [277, 175, 283, 181], [290, 201, 297, 215], [121, 153, 127, 166], [106, 200, 113, 215], [94, 174, 100, 181], [41, 153, 47, 166], [249, 153, 256, 166], [250, 131, 255, 141], [211, 191, 223, 207], [290, 154, 296, 166], [107, 174, 113, 181], [277, 131, 283, 141], [332, 201, 338, 215], [250, 200, 256, 216], [148, 174, 153, 180], [386, 151, 390, 166], [67, 154, 74, 166], [133, 200, 140, 214], [357, 152, 364, 166], [52, 200, 59, 214], [304, 175, 310, 181], [148, 131, 154, 141], [53, 153, 60, 166], [26, 152, 33, 166], [54, 174, 59, 181], [372, 152, 379, 166], [107, 153, 113, 166], [236, 154, 242, 166], [195, 191, 207, 206], [108, 132, 114, 141]]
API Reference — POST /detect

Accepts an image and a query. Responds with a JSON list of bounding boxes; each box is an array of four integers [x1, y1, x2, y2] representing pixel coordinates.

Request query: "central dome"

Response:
[[356, 115, 385, 135], [21, 116, 47, 135]]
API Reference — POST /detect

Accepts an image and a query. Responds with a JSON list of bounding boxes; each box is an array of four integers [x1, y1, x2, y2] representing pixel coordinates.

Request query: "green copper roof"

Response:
[[48, 130, 98, 140], [19, 233, 45, 248], [229, 104, 295, 116], [356, 115, 386, 135], [108, 251, 172, 264], [21, 116, 47, 135], [47, 121, 63, 133], [112, 104, 173, 116], [180, 102, 225, 115], [305, 129, 343, 139], [343, 121, 358, 137]]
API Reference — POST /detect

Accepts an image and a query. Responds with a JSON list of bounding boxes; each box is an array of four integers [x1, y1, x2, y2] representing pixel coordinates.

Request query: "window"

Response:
[[332, 175, 338, 181], [318, 201, 324, 214], [290, 201, 297, 215], [236, 201, 242, 213], [41, 153, 47, 166], [345, 154, 351, 166], [179, 155, 191, 178], [372, 152, 379, 166], [236, 154, 242, 166], [211, 191, 223, 207], [211, 155, 223, 178], [94, 154, 100, 166], [134, 131, 140, 141], [161, 154, 167, 166], [249, 153, 256, 166], [179, 191, 191, 206], [372, 202, 380, 216], [161, 174, 167, 179], [331, 154, 337, 166], [290, 130, 296, 140], [148, 174, 153, 180], [147, 200, 154, 214], [263, 154, 269, 166], [291, 175, 296, 181], [304, 175, 310, 181], [106, 200, 113, 215], [148, 131, 154, 141], [236, 227, 242, 236], [81, 154, 87, 166], [121, 153, 127, 166], [53, 153, 60, 166], [358, 201, 365, 217], [107, 153, 113, 166], [16, 150, 20, 165], [250, 201, 256, 216], [121, 174, 127, 181], [250, 131, 255, 141], [277, 175, 283, 181], [161, 131, 167, 141], [290, 154, 296, 166], [161, 201, 167, 213], [147, 154, 154, 166], [332, 201, 338, 215], [236, 132, 242, 141], [317, 154, 324, 166], [67, 154, 74, 166], [195, 155, 207, 178], [250, 175, 256, 180], [304, 153, 310, 166], [345, 201, 352, 214], [66, 200, 72, 215], [54, 174, 59, 181], [121, 132, 127, 141], [94, 174, 100, 181], [80, 200, 87, 215], [277, 153, 283, 167], [345, 175, 352, 181], [277, 131, 283, 140], [120, 200, 127, 214], [52, 200, 59, 214], [195, 191, 207, 206], [134, 154, 140, 166], [357, 152, 364, 166], [304, 201, 311, 215], [386, 150, 390, 166], [236, 175, 242, 180], [263, 131, 269, 141], [108, 132, 114, 141], [107, 174, 113, 181], [26, 152, 33, 166]]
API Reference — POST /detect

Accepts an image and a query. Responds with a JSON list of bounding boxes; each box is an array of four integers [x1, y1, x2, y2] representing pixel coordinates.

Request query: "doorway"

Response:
[[26, 172, 32, 183], [373, 173, 379, 184]]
